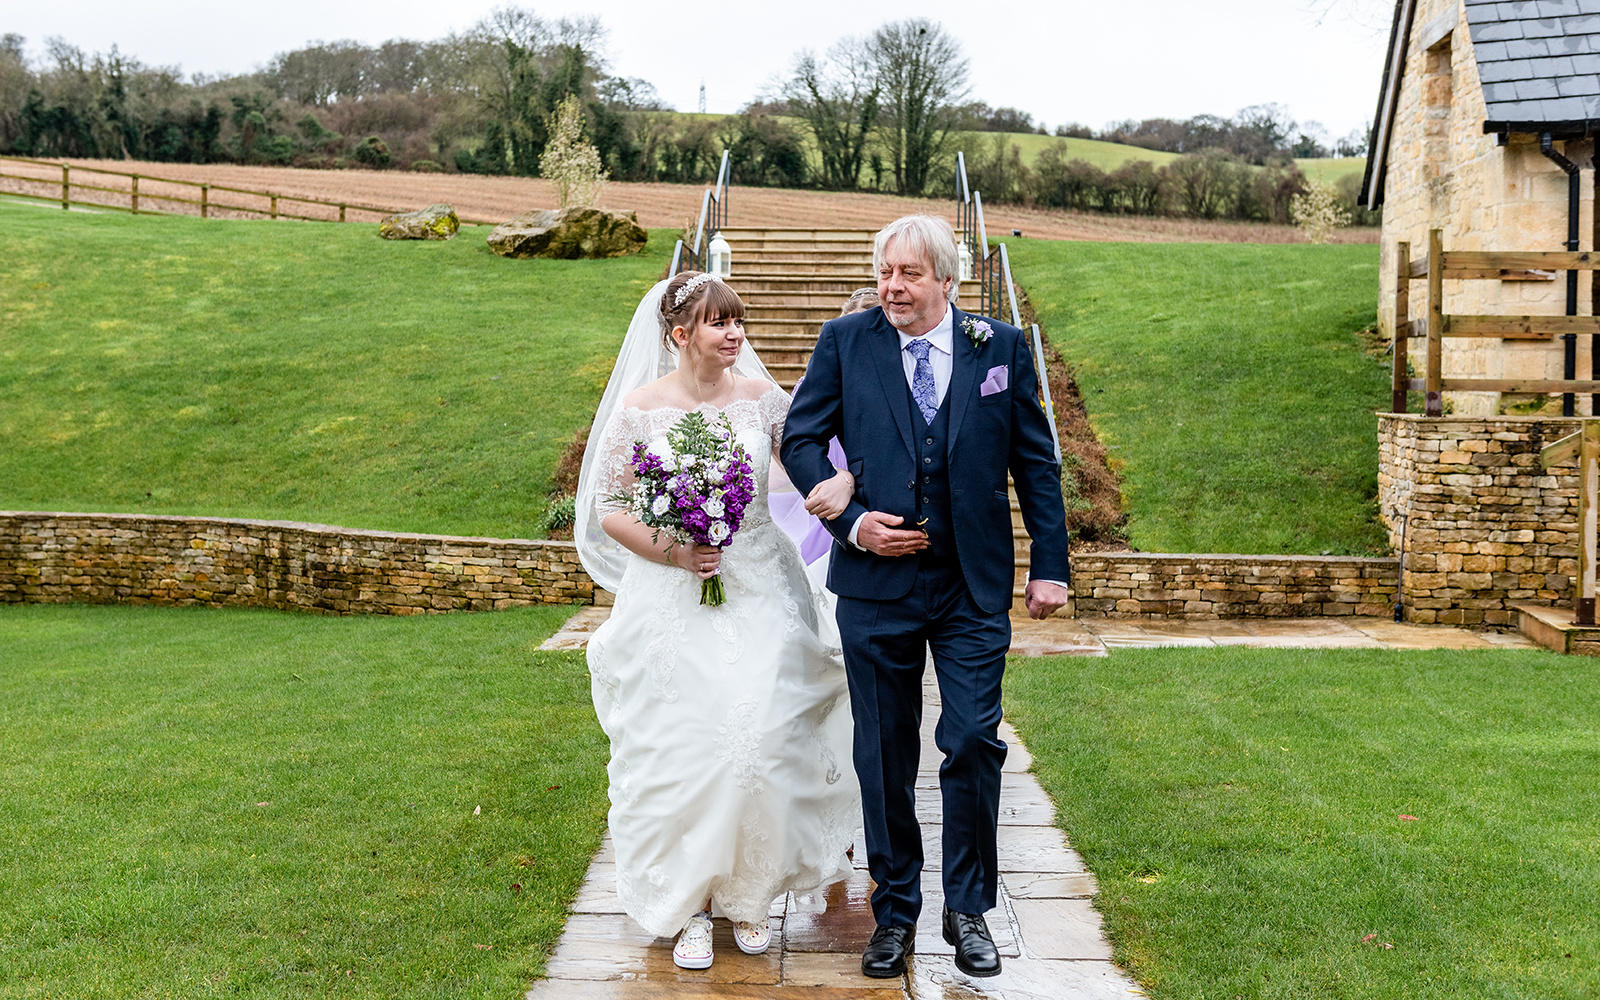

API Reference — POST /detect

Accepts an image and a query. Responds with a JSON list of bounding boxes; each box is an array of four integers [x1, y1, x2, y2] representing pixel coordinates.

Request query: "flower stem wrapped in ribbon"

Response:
[[611, 411, 756, 606]]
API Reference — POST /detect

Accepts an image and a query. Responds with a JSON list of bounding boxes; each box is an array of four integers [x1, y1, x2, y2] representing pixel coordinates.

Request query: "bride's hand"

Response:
[[804, 469, 854, 520], [670, 542, 723, 579]]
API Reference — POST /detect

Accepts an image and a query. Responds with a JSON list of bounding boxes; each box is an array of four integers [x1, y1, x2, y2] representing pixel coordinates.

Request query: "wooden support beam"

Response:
[[1580, 423, 1598, 625], [1442, 250, 1600, 274], [1426, 228, 1443, 416], [1441, 379, 1600, 393], [1441, 314, 1600, 338], [1393, 241, 1410, 413]]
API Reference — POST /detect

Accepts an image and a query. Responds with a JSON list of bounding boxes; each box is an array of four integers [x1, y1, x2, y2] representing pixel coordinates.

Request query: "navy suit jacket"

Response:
[[780, 305, 1071, 615]]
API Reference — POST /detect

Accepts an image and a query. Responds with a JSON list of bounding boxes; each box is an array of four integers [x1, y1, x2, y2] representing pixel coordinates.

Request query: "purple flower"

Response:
[[961, 316, 993, 349]]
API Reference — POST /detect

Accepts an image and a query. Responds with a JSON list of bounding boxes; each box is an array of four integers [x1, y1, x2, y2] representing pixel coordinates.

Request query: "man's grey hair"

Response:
[[873, 214, 961, 304]]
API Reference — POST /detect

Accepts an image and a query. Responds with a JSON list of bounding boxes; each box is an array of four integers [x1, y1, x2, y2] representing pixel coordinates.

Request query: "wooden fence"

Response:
[[0, 155, 494, 225], [1393, 228, 1600, 415]]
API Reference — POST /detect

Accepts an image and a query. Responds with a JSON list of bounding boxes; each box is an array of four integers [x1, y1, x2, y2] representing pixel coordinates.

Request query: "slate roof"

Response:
[[1466, 0, 1600, 132], [1361, 0, 1600, 206]]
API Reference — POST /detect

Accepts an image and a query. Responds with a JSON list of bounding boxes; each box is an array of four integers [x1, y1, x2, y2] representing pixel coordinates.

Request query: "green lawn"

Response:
[[1009, 239, 1387, 554], [0, 602, 607, 999], [1297, 156, 1367, 186], [0, 201, 670, 538], [956, 131, 1181, 172], [1005, 646, 1600, 1000]]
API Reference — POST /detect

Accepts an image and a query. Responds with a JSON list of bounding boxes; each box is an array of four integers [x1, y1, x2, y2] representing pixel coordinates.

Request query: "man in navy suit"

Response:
[[781, 214, 1072, 979]]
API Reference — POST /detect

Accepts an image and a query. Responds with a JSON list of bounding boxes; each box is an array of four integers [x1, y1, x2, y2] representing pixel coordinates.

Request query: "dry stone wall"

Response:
[[4, 511, 1405, 622], [0, 512, 601, 614], [1069, 553, 1397, 619], [1378, 414, 1579, 624]]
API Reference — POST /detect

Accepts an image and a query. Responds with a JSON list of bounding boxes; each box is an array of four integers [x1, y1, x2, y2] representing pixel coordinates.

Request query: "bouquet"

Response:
[[614, 410, 756, 606]]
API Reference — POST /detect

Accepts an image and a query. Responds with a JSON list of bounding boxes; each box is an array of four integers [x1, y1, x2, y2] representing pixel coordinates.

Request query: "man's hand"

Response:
[[856, 511, 931, 557], [1023, 579, 1070, 620]]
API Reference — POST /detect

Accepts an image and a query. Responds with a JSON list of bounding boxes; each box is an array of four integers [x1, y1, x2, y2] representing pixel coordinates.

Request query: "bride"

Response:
[[573, 270, 860, 969]]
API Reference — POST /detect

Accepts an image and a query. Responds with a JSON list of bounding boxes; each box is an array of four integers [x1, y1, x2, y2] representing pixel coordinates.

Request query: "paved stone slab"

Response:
[[541, 913, 784, 984], [528, 980, 905, 999], [538, 606, 612, 650], [1009, 898, 1114, 960], [1002, 872, 1099, 899], [908, 955, 1145, 1000]]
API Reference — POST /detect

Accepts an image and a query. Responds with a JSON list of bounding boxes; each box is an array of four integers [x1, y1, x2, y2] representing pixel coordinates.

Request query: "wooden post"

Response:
[[1426, 228, 1444, 417], [201, 184, 209, 218], [339, 203, 346, 223], [270, 195, 278, 219], [1393, 241, 1411, 413], [1541, 424, 1599, 625], [1581, 422, 1599, 625], [60, 164, 68, 209], [131, 174, 139, 215]]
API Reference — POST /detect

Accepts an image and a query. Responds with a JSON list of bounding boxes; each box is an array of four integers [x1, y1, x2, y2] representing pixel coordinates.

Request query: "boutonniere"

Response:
[[961, 317, 993, 349]]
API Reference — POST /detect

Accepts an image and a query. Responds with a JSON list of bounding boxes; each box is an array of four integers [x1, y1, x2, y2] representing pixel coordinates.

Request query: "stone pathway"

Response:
[[531, 611, 1534, 999], [543, 608, 1537, 657]]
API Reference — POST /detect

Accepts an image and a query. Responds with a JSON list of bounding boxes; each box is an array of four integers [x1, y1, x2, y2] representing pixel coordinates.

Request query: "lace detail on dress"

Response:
[[716, 699, 763, 795], [592, 407, 653, 521]]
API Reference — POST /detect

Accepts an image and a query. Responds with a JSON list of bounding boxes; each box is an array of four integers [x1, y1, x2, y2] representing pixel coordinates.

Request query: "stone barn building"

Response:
[[1362, 0, 1600, 416]]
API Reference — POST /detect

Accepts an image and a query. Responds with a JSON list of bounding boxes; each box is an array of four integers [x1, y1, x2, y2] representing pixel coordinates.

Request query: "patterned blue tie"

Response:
[[905, 337, 938, 424]]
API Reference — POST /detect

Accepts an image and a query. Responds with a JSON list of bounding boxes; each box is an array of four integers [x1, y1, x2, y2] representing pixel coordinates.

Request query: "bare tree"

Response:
[[782, 37, 878, 190], [870, 18, 968, 196]]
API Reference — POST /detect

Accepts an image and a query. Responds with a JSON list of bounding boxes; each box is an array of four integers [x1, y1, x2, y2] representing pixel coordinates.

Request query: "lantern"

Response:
[[708, 232, 732, 277]]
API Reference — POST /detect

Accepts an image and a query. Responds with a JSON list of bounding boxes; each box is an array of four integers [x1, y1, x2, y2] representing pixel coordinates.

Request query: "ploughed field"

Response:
[[6, 157, 1377, 244]]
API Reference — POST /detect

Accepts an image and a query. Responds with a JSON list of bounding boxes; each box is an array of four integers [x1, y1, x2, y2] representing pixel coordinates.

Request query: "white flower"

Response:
[[707, 520, 730, 544], [646, 437, 676, 472], [650, 495, 670, 516], [704, 496, 725, 518], [679, 453, 699, 468]]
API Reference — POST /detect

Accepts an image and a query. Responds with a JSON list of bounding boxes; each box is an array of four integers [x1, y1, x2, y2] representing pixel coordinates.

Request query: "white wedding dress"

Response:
[[584, 386, 859, 936]]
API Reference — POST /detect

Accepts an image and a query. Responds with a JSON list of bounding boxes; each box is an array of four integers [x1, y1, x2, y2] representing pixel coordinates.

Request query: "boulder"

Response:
[[487, 207, 646, 259], [378, 204, 459, 241]]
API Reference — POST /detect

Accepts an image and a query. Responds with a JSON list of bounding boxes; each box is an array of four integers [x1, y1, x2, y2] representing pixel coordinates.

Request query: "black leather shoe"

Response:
[[942, 906, 1001, 977], [861, 924, 915, 978]]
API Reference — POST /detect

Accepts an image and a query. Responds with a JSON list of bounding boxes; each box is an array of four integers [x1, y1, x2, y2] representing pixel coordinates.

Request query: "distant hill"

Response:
[[958, 128, 1367, 184]]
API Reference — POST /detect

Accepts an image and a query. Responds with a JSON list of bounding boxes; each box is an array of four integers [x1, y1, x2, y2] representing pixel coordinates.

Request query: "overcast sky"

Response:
[[8, 1, 1395, 142]]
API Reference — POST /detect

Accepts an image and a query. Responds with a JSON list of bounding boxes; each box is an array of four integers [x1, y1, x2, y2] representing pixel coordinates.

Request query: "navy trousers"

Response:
[[834, 561, 1010, 927]]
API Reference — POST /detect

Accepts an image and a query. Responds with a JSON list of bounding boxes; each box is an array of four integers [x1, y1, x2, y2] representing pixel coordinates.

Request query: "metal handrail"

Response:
[[672, 149, 731, 275], [996, 243, 1024, 330], [957, 151, 1060, 463]]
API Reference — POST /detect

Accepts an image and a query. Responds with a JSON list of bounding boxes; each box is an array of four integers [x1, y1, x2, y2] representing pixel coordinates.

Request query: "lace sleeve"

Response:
[[593, 408, 648, 520], [763, 385, 793, 459]]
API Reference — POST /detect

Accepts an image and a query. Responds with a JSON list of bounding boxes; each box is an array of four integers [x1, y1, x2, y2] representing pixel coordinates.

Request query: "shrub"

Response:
[[410, 159, 443, 173], [539, 94, 606, 208], [353, 135, 391, 169], [543, 493, 577, 536], [1290, 179, 1352, 243]]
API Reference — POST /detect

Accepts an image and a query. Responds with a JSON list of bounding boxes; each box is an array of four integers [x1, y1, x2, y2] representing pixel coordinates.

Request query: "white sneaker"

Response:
[[673, 911, 714, 969], [733, 917, 771, 955]]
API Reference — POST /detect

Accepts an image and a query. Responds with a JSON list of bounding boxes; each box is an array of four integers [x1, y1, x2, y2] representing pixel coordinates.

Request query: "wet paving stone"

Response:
[[1009, 898, 1113, 960], [1001, 872, 1098, 899], [542, 913, 785, 985], [907, 955, 1144, 1000]]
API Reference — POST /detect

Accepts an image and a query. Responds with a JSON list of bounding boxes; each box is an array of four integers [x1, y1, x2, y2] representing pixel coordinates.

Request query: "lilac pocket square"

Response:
[[979, 365, 1009, 397]]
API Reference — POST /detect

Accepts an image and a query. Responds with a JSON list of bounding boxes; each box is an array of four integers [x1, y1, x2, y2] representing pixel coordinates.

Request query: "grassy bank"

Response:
[[0, 602, 607, 998], [1009, 239, 1387, 554], [0, 202, 669, 537], [1005, 645, 1600, 1000]]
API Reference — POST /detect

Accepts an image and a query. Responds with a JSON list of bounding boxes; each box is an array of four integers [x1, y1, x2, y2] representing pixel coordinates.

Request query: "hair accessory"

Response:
[[672, 273, 718, 308]]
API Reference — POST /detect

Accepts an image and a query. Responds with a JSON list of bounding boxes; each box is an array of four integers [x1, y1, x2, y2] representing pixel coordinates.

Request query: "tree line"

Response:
[[0, 10, 1373, 223]]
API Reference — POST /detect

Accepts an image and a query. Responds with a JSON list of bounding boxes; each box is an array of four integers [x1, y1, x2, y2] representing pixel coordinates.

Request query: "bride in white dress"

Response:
[[573, 271, 860, 969]]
